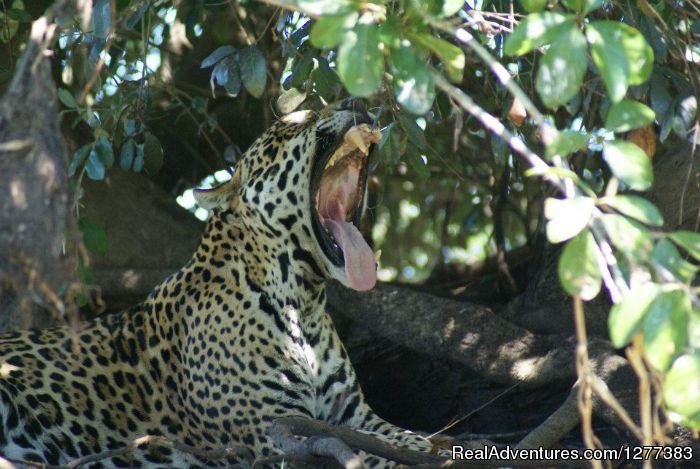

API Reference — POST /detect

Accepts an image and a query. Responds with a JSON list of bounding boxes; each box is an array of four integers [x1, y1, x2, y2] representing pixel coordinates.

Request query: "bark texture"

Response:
[[0, 18, 71, 333]]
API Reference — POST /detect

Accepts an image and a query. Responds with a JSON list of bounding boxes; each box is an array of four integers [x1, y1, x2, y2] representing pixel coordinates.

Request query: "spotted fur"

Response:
[[0, 106, 434, 467]]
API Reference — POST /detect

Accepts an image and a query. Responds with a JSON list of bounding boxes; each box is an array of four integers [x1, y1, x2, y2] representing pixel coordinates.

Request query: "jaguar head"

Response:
[[195, 102, 381, 291]]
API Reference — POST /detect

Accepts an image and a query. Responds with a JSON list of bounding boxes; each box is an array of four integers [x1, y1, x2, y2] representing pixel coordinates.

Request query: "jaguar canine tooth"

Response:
[[345, 127, 370, 155]]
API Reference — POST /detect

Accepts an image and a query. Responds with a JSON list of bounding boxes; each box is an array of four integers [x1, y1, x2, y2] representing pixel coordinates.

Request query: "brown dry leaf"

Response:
[[508, 96, 527, 127], [627, 125, 656, 159]]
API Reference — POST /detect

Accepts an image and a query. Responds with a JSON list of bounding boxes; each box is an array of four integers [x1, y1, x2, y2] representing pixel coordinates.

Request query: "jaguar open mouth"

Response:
[[311, 123, 382, 291]]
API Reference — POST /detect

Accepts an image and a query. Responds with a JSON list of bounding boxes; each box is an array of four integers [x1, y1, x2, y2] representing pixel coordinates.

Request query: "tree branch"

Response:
[[326, 282, 640, 436], [269, 416, 445, 467]]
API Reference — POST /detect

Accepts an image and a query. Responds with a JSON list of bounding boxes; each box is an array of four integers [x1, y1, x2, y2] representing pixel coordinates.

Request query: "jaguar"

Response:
[[0, 102, 437, 467]]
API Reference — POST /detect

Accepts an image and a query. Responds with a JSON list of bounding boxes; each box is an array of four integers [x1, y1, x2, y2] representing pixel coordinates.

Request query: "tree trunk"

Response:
[[0, 18, 72, 333]]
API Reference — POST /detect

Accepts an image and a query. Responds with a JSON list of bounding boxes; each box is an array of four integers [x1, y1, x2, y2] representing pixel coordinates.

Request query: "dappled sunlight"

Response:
[[441, 317, 457, 340], [457, 330, 480, 351], [176, 170, 233, 221], [37, 158, 57, 188], [120, 269, 141, 290], [10, 179, 27, 210], [285, 305, 319, 375], [0, 362, 20, 378], [510, 357, 540, 381]]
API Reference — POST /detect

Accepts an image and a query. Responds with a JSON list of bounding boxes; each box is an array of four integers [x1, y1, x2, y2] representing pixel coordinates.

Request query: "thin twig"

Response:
[[589, 375, 644, 441], [433, 73, 552, 178], [430, 20, 547, 130], [627, 335, 653, 469], [573, 296, 604, 469], [429, 382, 520, 438]]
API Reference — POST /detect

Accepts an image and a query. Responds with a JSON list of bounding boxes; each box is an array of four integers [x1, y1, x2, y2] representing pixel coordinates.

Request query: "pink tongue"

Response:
[[321, 200, 376, 291], [324, 219, 376, 291]]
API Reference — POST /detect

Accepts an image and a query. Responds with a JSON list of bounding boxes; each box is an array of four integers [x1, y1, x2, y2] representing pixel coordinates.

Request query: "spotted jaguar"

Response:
[[0, 102, 437, 467]]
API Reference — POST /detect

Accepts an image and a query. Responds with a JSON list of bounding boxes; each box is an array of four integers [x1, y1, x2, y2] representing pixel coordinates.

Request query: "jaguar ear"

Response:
[[193, 171, 241, 210]]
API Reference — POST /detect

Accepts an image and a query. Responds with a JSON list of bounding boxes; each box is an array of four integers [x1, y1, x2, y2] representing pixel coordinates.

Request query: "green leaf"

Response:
[[504, 13, 574, 56], [377, 123, 398, 168], [224, 60, 243, 96], [561, 0, 603, 14], [643, 290, 690, 372], [224, 59, 241, 96], [211, 58, 232, 94], [239, 45, 267, 98], [133, 144, 145, 172], [601, 195, 663, 227], [68, 145, 90, 177], [669, 230, 700, 261], [5, 8, 32, 23], [376, 123, 402, 169], [119, 139, 135, 171], [85, 151, 105, 180], [602, 140, 653, 190], [378, 15, 400, 49], [546, 130, 588, 158], [123, 118, 139, 136], [558, 230, 601, 300], [608, 283, 660, 348], [94, 137, 114, 167], [536, 25, 587, 109], [519, 0, 548, 12], [544, 196, 594, 243], [79, 217, 108, 256], [398, 114, 428, 152], [289, 50, 315, 89], [586, 25, 629, 102], [337, 24, 383, 97], [58, 88, 77, 109], [586, 21, 654, 102], [200, 45, 235, 69], [311, 57, 340, 101], [406, 144, 430, 179], [664, 353, 700, 427], [435, 0, 465, 16], [651, 239, 698, 282], [410, 33, 465, 82], [689, 314, 700, 349], [605, 100, 655, 132], [310, 12, 358, 48], [617, 23, 655, 86], [143, 133, 164, 175], [391, 46, 436, 115], [600, 213, 653, 258]]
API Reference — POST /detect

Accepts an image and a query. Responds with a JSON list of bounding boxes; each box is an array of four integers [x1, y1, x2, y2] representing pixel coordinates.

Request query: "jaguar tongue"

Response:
[[322, 200, 376, 291]]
